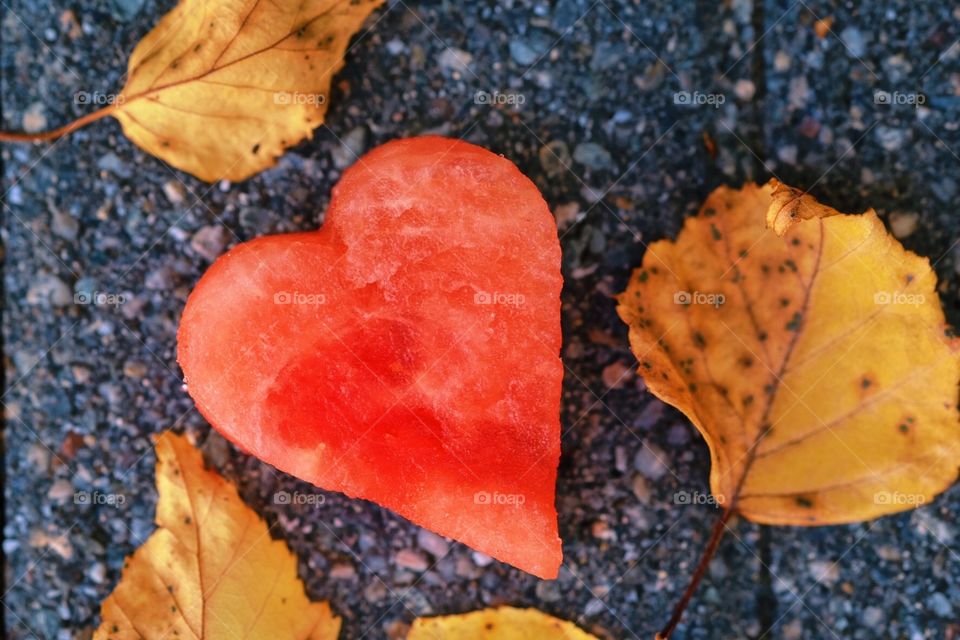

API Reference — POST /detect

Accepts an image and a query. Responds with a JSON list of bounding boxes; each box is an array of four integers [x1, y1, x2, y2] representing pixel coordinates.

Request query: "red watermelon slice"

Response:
[[177, 136, 563, 578]]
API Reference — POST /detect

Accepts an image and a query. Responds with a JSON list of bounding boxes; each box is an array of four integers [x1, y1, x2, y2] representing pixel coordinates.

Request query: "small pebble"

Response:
[[535, 580, 562, 602], [876, 126, 907, 152], [733, 79, 755, 101], [777, 144, 798, 165], [553, 202, 580, 229], [632, 475, 652, 504], [591, 520, 616, 541], [51, 210, 79, 241], [454, 557, 479, 579], [809, 559, 840, 585], [539, 141, 571, 176], [788, 76, 809, 110], [190, 226, 230, 261], [875, 545, 901, 562], [437, 48, 472, 73], [26, 444, 51, 471], [862, 606, 885, 628], [840, 27, 867, 58], [330, 562, 356, 579], [773, 50, 791, 71], [584, 598, 606, 616], [781, 618, 804, 640], [27, 275, 72, 307], [416, 530, 450, 558], [509, 41, 539, 66], [888, 212, 919, 238], [471, 551, 493, 567], [145, 266, 175, 290], [385, 38, 405, 56], [634, 400, 665, 429], [22, 103, 47, 133], [111, 0, 145, 21], [601, 361, 632, 389], [573, 142, 613, 171], [385, 620, 410, 640], [87, 562, 107, 584], [162, 180, 187, 206], [364, 581, 388, 603], [98, 153, 133, 179], [614, 446, 628, 473], [666, 423, 691, 446], [634, 443, 670, 480], [59, 9, 81, 39], [123, 360, 148, 379], [395, 549, 429, 572], [47, 479, 74, 503], [927, 592, 953, 617], [331, 126, 367, 170]]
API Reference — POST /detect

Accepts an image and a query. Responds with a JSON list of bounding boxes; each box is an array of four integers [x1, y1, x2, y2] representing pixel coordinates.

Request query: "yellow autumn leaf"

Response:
[[408, 607, 601, 640], [617, 180, 959, 526], [0, 0, 383, 182], [93, 432, 340, 640]]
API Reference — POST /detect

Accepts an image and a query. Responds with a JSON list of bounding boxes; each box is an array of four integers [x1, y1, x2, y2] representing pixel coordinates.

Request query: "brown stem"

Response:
[[657, 506, 734, 640], [0, 104, 116, 143]]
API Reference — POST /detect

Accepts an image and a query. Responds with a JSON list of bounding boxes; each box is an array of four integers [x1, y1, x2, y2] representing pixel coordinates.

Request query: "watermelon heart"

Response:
[[178, 137, 563, 578]]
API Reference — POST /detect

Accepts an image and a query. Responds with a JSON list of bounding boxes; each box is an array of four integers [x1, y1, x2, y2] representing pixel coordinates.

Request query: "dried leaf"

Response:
[[118, 0, 382, 181], [408, 607, 600, 639], [1, 0, 383, 182], [93, 432, 339, 640], [618, 180, 960, 526]]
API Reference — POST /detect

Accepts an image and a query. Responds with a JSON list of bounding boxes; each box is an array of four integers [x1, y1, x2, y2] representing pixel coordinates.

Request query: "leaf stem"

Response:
[[0, 104, 116, 143], [657, 506, 734, 640]]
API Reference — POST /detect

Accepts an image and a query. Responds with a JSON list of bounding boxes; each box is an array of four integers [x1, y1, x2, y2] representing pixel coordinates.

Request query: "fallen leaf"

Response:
[[617, 180, 959, 635], [93, 432, 340, 640], [1, 0, 383, 182], [408, 607, 601, 639]]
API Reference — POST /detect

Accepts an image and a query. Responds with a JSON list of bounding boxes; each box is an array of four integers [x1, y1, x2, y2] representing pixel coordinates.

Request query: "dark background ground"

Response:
[[3, 0, 960, 638]]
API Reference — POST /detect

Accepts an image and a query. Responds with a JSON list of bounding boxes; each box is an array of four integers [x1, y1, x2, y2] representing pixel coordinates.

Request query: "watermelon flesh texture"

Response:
[[177, 137, 563, 578]]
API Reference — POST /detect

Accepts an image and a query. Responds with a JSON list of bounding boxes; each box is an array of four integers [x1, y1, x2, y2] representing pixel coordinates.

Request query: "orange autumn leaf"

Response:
[[408, 607, 601, 640], [93, 432, 339, 640], [1, 0, 383, 182], [618, 180, 959, 526]]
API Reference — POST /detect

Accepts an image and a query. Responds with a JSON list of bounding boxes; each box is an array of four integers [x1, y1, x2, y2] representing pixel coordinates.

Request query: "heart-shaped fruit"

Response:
[[178, 137, 563, 578]]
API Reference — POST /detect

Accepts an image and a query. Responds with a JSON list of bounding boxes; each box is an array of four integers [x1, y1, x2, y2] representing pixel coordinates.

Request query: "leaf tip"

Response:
[[764, 179, 839, 236]]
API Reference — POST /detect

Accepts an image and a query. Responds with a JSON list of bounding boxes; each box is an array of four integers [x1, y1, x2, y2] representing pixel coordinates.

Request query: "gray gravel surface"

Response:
[[3, 1, 960, 639]]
